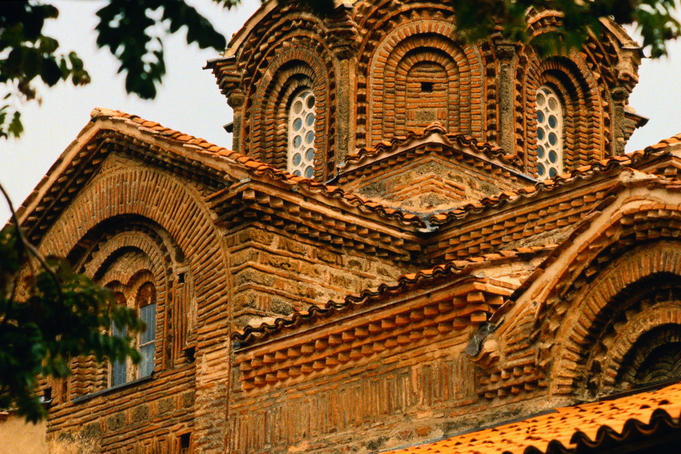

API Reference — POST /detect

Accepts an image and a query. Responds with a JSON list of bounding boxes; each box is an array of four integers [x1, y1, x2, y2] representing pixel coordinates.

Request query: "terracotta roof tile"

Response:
[[341, 122, 522, 172], [426, 147, 672, 227], [386, 381, 681, 454], [87, 108, 425, 228]]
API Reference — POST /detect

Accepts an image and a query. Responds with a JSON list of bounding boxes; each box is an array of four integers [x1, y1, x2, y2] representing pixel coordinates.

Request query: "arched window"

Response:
[[536, 86, 564, 179], [110, 282, 156, 387], [287, 90, 316, 178]]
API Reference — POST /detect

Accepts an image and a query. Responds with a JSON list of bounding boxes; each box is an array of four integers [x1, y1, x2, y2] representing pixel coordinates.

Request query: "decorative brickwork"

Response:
[[365, 20, 484, 146], [10, 2, 681, 453]]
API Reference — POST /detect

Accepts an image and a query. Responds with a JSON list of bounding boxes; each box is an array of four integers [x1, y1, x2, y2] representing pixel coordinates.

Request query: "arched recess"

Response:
[[517, 50, 607, 174], [547, 239, 681, 397], [247, 44, 333, 179], [36, 165, 231, 451], [365, 20, 484, 147], [74, 218, 190, 372]]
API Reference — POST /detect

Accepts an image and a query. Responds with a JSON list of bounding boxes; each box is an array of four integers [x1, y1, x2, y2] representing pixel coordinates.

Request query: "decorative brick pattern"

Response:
[[8, 3, 672, 452], [366, 20, 484, 147], [35, 159, 230, 453]]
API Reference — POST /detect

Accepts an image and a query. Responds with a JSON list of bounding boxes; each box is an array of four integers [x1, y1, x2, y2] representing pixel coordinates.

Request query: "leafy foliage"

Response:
[[0, 2, 89, 139], [1, 0, 679, 139], [0, 0, 226, 139], [94, 0, 226, 99], [0, 0, 680, 424], [0, 222, 144, 422], [449, 0, 681, 58]]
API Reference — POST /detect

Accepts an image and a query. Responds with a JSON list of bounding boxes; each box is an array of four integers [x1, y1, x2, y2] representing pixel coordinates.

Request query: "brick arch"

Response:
[[97, 249, 154, 294], [237, 11, 336, 92], [37, 164, 231, 452], [247, 44, 333, 179], [611, 310, 681, 388], [237, 21, 337, 177], [549, 241, 681, 395], [83, 230, 169, 294], [365, 19, 484, 147], [517, 50, 606, 174]]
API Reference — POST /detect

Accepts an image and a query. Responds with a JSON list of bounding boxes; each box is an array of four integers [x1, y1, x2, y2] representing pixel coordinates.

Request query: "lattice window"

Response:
[[287, 90, 316, 178], [536, 86, 563, 179]]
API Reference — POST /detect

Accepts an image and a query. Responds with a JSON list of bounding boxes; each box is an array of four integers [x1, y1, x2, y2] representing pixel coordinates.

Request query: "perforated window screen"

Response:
[[287, 90, 316, 178], [536, 86, 563, 179]]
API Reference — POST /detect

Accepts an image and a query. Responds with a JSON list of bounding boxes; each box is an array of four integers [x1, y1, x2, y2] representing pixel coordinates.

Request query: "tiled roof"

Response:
[[340, 122, 521, 174], [385, 381, 681, 454], [232, 245, 551, 345], [15, 108, 427, 244], [426, 146, 671, 227], [88, 108, 424, 227]]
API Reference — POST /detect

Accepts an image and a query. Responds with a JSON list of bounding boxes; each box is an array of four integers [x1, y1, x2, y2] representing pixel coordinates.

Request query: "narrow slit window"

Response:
[[111, 322, 127, 386], [288, 90, 316, 179], [536, 86, 564, 179]]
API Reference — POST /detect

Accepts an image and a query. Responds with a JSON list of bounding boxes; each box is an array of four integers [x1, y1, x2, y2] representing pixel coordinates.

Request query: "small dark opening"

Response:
[[42, 387, 52, 404], [421, 82, 434, 92], [184, 346, 196, 363], [180, 433, 191, 453], [178, 272, 185, 284]]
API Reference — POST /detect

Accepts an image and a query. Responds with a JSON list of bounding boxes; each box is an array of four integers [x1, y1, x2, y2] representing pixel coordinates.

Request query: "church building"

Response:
[[12, 0, 681, 452]]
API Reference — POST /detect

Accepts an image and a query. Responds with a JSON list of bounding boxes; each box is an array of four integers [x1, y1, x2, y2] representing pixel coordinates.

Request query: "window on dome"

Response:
[[288, 90, 316, 179], [536, 86, 563, 179]]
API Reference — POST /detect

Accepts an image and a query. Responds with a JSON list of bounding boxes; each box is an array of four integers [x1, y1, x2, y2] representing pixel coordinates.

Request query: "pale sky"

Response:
[[1, 1, 681, 224]]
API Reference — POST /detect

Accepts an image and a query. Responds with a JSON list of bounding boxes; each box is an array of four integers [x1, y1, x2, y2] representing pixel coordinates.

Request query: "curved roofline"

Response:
[[224, 0, 278, 59]]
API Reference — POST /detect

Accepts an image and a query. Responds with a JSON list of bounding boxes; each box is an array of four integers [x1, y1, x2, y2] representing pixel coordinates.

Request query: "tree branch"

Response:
[[0, 182, 59, 284]]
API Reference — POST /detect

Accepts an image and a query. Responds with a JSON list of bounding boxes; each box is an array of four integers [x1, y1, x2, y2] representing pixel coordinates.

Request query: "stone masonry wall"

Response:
[[226, 223, 408, 328], [229, 328, 478, 453]]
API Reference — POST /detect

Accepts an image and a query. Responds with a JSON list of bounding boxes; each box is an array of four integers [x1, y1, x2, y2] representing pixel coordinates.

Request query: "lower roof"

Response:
[[385, 380, 681, 454]]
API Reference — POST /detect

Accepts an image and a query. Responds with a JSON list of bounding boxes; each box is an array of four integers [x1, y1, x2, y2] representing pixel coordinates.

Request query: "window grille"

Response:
[[287, 90, 316, 178], [536, 86, 563, 179]]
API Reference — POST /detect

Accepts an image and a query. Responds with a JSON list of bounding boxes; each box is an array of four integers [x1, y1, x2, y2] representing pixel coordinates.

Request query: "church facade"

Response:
[[14, 1, 681, 452]]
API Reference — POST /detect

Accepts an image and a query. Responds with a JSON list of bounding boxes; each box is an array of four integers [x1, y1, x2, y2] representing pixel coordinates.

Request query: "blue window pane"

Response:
[[549, 167, 557, 177], [549, 132, 557, 145], [548, 115, 557, 128], [537, 111, 544, 124], [293, 118, 302, 131], [140, 304, 155, 344], [306, 113, 315, 126], [548, 150, 557, 164], [537, 128, 545, 140], [304, 166, 314, 178], [111, 323, 127, 386], [293, 169, 301, 176], [537, 145, 545, 159], [305, 131, 314, 144], [293, 135, 302, 148], [538, 163, 545, 176], [305, 148, 314, 162], [293, 153, 301, 166], [139, 344, 155, 377]]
